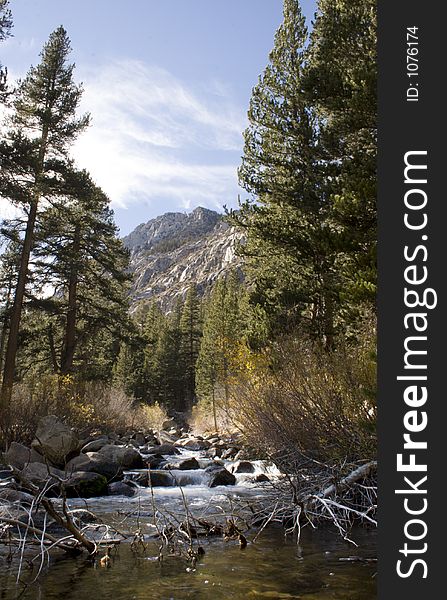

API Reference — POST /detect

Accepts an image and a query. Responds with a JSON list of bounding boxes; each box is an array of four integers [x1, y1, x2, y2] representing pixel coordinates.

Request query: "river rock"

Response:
[[231, 460, 255, 474], [108, 481, 136, 497], [144, 453, 166, 469], [221, 447, 239, 460], [0, 488, 35, 505], [234, 448, 257, 461], [205, 464, 236, 487], [65, 471, 108, 498], [255, 474, 270, 483], [69, 508, 99, 525], [0, 468, 13, 481], [158, 431, 178, 445], [4, 442, 46, 470], [145, 471, 174, 487], [97, 444, 144, 468], [146, 444, 179, 456], [206, 436, 220, 444], [20, 462, 65, 485], [31, 415, 79, 466], [207, 446, 223, 458], [132, 432, 146, 446], [164, 457, 200, 471], [65, 446, 142, 481], [179, 438, 211, 451], [81, 437, 109, 453]]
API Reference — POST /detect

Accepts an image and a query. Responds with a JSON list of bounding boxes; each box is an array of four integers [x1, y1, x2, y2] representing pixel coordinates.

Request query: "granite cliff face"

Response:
[[123, 207, 243, 310]]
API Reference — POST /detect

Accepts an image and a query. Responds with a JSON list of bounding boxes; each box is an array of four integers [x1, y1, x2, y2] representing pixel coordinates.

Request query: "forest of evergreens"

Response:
[[0, 0, 377, 468]]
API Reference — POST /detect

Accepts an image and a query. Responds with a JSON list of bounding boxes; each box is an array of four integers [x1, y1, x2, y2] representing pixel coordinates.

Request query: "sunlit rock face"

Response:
[[123, 206, 243, 311]]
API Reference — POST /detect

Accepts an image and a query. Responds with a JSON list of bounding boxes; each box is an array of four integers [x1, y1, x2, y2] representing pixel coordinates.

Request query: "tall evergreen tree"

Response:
[[32, 168, 131, 376], [234, 0, 339, 347], [0, 0, 12, 99], [151, 304, 183, 411], [306, 0, 377, 307], [113, 332, 147, 400], [0, 27, 89, 423], [0, 236, 19, 374], [196, 272, 242, 427], [179, 284, 201, 410], [143, 301, 164, 402]]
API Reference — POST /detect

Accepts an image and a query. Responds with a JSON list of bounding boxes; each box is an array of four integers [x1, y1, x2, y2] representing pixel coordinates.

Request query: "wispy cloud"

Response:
[[1, 59, 247, 225], [72, 59, 246, 211]]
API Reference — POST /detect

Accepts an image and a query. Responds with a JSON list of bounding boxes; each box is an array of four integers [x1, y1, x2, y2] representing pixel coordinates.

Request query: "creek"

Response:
[[0, 443, 377, 599]]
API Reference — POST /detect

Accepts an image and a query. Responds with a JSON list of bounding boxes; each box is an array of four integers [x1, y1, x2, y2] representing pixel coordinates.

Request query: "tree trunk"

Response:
[[60, 224, 80, 375], [212, 387, 218, 433], [0, 122, 48, 435], [48, 324, 60, 373], [0, 199, 39, 432], [0, 270, 14, 375]]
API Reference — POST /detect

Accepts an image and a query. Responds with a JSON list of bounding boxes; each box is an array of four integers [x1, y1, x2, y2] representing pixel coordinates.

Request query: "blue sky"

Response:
[[1, 0, 316, 235]]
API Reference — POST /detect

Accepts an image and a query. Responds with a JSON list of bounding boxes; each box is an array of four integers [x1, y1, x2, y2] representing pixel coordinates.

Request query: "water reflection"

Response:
[[0, 526, 376, 599]]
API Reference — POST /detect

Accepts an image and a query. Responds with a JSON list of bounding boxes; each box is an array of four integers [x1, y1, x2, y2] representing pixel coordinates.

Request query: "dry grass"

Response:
[[190, 398, 233, 435], [2, 375, 167, 446]]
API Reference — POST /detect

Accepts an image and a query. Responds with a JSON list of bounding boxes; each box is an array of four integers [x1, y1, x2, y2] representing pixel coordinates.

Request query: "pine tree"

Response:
[[143, 301, 164, 402], [179, 284, 202, 410], [0, 236, 19, 374], [112, 328, 147, 399], [196, 272, 242, 427], [0, 26, 89, 424], [0, 0, 12, 99], [151, 304, 183, 411], [306, 0, 377, 308], [32, 168, 131, 376], [234, 0, 339, 347]]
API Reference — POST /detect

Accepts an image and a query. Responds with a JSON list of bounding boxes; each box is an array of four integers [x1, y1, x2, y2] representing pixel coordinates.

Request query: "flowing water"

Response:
[[0, 446, 377, 599]]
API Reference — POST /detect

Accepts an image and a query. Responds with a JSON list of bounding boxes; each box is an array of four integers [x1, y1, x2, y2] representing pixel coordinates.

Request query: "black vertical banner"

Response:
[[378, 1, 446, 596]]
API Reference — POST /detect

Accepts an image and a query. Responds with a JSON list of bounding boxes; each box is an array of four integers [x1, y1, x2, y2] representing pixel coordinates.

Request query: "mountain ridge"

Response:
[[123, 206, 243, 311]]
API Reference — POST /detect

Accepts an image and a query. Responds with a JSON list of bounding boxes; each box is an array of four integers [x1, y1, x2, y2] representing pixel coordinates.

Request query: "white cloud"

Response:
[[0, 59, 247, 223], [72, 60, 246, 210]]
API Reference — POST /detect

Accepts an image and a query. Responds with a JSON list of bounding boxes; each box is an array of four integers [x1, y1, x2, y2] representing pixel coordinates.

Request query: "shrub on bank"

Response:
[[226, 321, 377, 466], [2, 375, 166, 446]]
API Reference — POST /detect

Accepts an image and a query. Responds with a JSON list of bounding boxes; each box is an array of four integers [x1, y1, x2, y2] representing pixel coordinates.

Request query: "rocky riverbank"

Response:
[[0, 414, 274, 504]]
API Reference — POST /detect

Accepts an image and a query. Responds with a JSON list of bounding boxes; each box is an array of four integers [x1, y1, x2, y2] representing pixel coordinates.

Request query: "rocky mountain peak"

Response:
[[124, 207, 243, 311]]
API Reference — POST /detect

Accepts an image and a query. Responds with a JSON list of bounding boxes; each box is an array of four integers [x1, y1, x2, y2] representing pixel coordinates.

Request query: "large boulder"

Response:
[[65, 445, 143, 481], [178, 438, 211, 451], [4, 442, 46, 470], [65, 472, 108, 498], [221, 447, 239, 460], [97, 445, 144, 469], [20, 462, 65, 486], [163, 457, 200, 471], [0, 489, 35, 505], [107, 481, 136, 497], [142, 470, 174, 487], [205, 464, 236, 487], [31, 415, 79, 466], [81, 437, 109, 453], [231, 460, 255, 474], [146, 444, 179, 456], [65, 452, 118, 480], [158, 431, 178, 445]]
